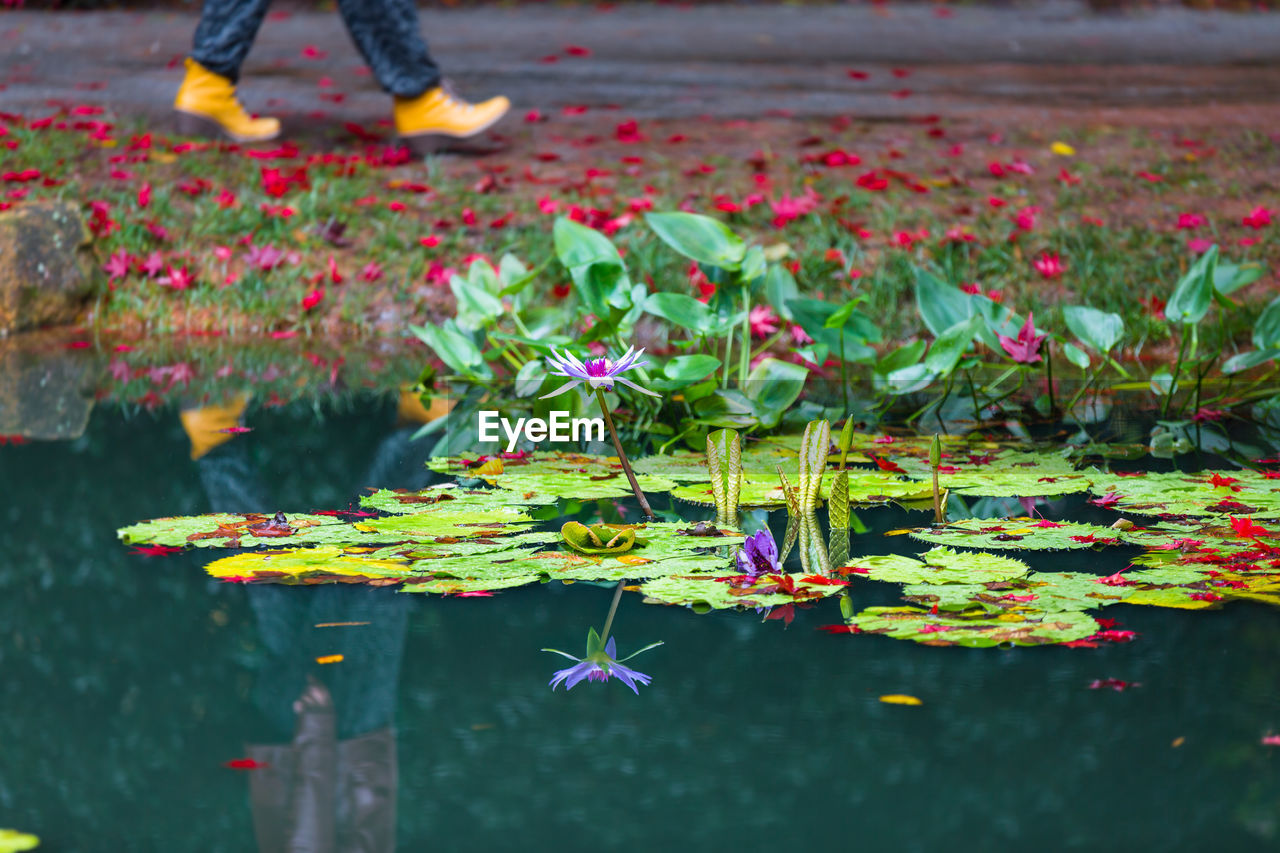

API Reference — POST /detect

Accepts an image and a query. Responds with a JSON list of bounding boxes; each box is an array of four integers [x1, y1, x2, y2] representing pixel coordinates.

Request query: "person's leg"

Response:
[[175, 0, 281, 142], [190, 0, 276, 83], [335, 0, 510, 149], [335, 0, 440, 99]]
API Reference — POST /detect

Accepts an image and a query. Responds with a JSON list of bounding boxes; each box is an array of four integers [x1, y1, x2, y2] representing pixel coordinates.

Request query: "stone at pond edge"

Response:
[[0, 337, 95, 440], [0, 201, 97, 335]]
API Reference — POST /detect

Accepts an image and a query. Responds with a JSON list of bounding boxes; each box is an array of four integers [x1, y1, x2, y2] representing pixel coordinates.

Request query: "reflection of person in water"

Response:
[[181, 389, 438, 852]]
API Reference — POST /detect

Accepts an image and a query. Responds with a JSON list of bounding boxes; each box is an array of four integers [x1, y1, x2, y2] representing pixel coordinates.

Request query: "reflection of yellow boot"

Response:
[[397, 387, 455, 427], [174, 58, 281, 143], [393, 85, 509, 153], [181, 394, 250, 460]]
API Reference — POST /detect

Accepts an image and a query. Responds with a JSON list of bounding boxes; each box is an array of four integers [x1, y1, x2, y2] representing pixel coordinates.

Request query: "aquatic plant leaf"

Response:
[[639, 572, 846, 612], [431, 451, 677, 500], [560, 522, 638, 555], [361, 483, 554, 515], [1125, 566, 1210, 585], [892, 450, 1090, 498], [797, 419, 831, 512], [848, 606, 1099, 647], [361, 530, 560, 561], [205, 546, 414, 584], [401, 573, 542, 595], [1016, 572, 1136, 611], [537, 549, 730, 582], [706, 428, 742, 522], [361, 510, 536, 539], [118, 512, 402, 549], [845, 546, 1028, 585], [909, 518, 1125, 550], [829, 471, 850, 567], [1086, 470, 1280, 518], [671, 481, 789, 508], [1123, 585, 1222, 609]]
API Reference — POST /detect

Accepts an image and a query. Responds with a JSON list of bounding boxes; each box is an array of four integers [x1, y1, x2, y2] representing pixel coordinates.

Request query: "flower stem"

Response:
[[595, 388, 655, 520], [599, 579, 626, 645]]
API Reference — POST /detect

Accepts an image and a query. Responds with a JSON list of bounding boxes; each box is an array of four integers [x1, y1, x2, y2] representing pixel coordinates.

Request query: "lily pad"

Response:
[[360, 510, 536, 539], [844, 546, 1029, 585], [1087, 470, 1280, 519], [891, 450, 1090, 498], [360, 484, 553, 516], [205, 546, 415, 584], [401, 573, 542, 595], [118, 512, 397, 549], [639, 572, 847, 611], [848, 605, 1099, 647], [909, 518, 1126, 550], [430, 451, 678, 501]]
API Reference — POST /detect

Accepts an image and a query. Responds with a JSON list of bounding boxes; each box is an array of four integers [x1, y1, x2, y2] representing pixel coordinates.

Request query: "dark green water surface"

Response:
[[3, 398, 1279, 851]]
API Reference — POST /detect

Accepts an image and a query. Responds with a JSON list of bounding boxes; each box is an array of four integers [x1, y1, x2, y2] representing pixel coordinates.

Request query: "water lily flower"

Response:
[[544, 629, 662, 694], [541, 346, 660, 399], [736, 528, 781, 579], [997, 313, 1048, 364]]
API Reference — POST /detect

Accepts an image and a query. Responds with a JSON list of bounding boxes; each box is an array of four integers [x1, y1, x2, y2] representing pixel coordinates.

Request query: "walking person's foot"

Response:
[[393, 81, 510, 154], [173, 58, 281, 143]]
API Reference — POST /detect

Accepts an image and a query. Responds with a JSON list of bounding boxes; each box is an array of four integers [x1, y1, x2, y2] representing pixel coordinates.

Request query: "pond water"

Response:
[[4, 395, 1279, 851]]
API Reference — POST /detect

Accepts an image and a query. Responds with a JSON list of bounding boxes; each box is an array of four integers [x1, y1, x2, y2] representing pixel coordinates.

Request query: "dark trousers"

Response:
[[191, 0, 441, 98]]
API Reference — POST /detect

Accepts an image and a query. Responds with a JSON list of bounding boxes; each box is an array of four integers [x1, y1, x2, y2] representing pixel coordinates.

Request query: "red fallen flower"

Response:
[[818, 624, 861, 634], [563, 44, 591, 56], [1096, 570, 1135, 587], [1242, 206, 1273, 229], [130, 544, 184, 556], [1094, 629, 1138, 642], [846, 69, 869, 80], [1088, 678, 1135, 692], [225, 758, 269, 770], [1190, 591, 1224, 602], [137, 182, 151, 208], [301, 45, 328, 60], [1089, 493, 1122, 509]]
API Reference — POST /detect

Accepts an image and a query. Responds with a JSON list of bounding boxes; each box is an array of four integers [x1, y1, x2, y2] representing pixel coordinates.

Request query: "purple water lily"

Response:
[[544, 631, 662, 694], [541, 346, 661, 399], [736, 528, 781, 579]]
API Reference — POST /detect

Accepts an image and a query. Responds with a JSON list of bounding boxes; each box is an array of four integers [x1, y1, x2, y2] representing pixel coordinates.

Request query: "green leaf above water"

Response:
[[909, 518, 1126, 551], [639, 572, 847, 612], [845, 546, 1029, 585], [847, 606, 1099, 647]]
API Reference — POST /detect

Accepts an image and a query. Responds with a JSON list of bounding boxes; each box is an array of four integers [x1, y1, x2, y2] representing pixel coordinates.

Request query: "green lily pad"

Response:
[[891, 450, 1090, 498], [844, 546, 1029, 585], [205, 546, 415, 584], [360, 510, 535, 539], [360, 484, 553, 516], [401, 573, 542, 595], [429, 451, 677, 500], [639, 572, 847, 612], [118, 512, 399, 549], [1087, 470, 1280, 519], [909, 518, 1126, 550], [848, 605, 1099, 647]]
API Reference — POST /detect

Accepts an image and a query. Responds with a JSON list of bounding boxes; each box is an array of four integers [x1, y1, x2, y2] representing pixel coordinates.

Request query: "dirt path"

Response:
[[4, 1, 1280, 137]]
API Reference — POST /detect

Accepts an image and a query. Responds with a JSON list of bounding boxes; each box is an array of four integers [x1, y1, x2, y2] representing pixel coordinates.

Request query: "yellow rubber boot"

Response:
[[174, 58, 281, 143], [180, 394, 250, 460], [393, 85, 510, 153]]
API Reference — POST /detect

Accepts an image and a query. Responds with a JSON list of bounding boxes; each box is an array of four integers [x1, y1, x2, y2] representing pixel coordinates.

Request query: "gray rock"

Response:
[[0, 201, 96, 335]]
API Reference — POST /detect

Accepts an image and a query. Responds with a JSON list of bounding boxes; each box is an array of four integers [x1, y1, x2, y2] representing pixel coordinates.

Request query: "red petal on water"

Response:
[[224, 758, 269, 770]]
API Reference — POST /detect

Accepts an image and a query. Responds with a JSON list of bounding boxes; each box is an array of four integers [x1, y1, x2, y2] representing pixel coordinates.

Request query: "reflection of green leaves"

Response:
[[848, 606, 1099, 647], [845, 546, 1029, 584], [910, 519, 1124, 551]]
